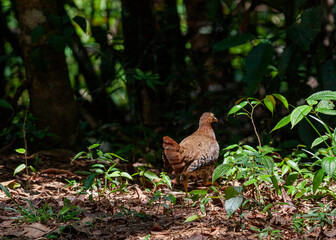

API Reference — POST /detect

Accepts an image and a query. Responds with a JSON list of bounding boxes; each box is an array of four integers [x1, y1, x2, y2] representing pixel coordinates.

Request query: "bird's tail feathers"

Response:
[[162, 136, 185, 173]]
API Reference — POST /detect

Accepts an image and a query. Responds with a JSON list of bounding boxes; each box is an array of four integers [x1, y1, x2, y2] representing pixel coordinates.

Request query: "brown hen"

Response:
[[162, 112, 219, 192]]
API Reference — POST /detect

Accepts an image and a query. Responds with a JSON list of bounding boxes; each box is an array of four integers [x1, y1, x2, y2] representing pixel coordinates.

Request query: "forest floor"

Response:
[[0, 151, 335, 240]]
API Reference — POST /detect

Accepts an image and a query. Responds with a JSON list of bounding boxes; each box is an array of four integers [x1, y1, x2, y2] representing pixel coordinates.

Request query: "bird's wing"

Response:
[[180, 134, 219, 173]]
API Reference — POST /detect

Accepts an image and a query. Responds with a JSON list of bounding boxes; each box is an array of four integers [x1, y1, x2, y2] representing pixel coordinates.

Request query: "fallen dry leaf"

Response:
[[22, 222, 50, 238]]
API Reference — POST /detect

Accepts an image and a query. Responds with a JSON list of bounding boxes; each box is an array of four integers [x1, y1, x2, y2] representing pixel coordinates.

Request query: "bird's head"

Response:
[[199, 112, 218, 126]]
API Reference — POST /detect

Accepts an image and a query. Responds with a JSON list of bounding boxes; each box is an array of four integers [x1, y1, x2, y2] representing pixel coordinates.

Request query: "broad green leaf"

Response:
[[0, 184, 11, 198], [306, 90, 336, 101], [264, 95, 276, 115], [228, 101, 248, 115], [212, 164, 231, 182], [144, 171, 159, 181], [243, 145, 257, 152], [271, 115, 290, 132], [109, 153, 128, 161], [83, 173, 96, 190], [322, 60, 336, 90], [272, 93, 289, 110], [270, 175, 280, 194], [213, 33, 254, 51], [184, 214, 200, 222], [285, 172, 298, 186], [73, 16, 87, 33], [162, 174, 172, 189], [286, 160, 301, 172], [190, 189, 208, 195], [290, 105, 312, 128], [0, 99, 13, 109], [224, 186, 243, 218], [321, 157, 336, 176], [88, 144, 100, 150], [307, 99, 318, 106], [15, 148, 26, 154], [109, 171, 121, 177], [312, 168, 324, 194], [93, 168, 104, 174], [13, 164, 26, 176], [121, 171, 133, 180], [244, 179, 258, 186], [244, 43, 274, 95], [225, 186, 243, 199], [317, 100, 334, 110], [29, 166, 37, 174], [311, 135, 329, 148], [261, 156, 274, 174], [316, 108, 336, 115]]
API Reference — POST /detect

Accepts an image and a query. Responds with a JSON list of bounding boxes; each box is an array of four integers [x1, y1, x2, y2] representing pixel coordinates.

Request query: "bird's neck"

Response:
[[197, 124, 216, 139]]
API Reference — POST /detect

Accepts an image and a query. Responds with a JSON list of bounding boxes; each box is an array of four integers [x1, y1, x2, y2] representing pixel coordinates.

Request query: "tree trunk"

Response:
[[15, 0, 79, 148]]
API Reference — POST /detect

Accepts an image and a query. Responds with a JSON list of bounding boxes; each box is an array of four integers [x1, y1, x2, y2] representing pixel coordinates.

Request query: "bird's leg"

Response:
[[183, 175, 189, 193]]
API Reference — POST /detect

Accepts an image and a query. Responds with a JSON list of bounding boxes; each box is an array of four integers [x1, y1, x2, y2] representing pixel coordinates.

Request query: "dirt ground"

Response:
[[0, 151, 334, 240]]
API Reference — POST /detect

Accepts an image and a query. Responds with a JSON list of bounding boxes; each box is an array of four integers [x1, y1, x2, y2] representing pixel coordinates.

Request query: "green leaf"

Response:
[[31, 25, 45, 43], [161, 174, 172, 189], [261, 156, 274, 174], [88, 144, 100, 150], [190, 189, 208, 196], [321, 157, 336, 176], [244, 179, 258, 186], [311, 135, 329, 148], [270, 175, 280, 194], [306, 90, 336, 101], [212, 164, 231, 182], [15, 148, 26, 154], [91, 164, 105, 168], [73, 16, 87, 33], [272, 93, 289, 110], [109, 171, 121, 177], [287, 7, 323, 51], [316, 108, 336, 115], [184, 214, 200, 222], [14, 164, 26, 176], [263, 95, 276, 115], [285, 172, 298, 186], [83, 173, 96, 190], [271, 115, 290, 132], [0, 99, 13, 109], [144, 171, 159, 181], [213, 33, 254, 51], [225, 186, 243, 199], [322, 60, 336, 90], [244, 43, 274, 95], [121, 171, 133, 180], [222, 144, 239, 151], [286, 160, 301, 172], [0, 184, 11, 198], [312, 168, 324, 194], [73, 151, 86, 160], [227, 101, 248, 115], [290, 105, 312, 128], [225, 186, 244, 217]]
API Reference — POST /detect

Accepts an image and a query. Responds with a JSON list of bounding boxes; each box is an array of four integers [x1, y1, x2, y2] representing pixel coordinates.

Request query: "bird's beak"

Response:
[[213, 117, 218, 122]]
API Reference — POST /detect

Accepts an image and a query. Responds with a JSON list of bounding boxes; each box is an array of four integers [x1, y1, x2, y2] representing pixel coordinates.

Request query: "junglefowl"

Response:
[[162, 112, 219, 192]]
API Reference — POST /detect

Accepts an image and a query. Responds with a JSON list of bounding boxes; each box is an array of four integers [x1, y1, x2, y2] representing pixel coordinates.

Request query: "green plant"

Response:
[[74, 144, 132, 195], [251, 226, 282, 240], [302, 203, 336, 235], [272, 90, 336, 194], [0, 184, 82, 223], [134, 68, 162, 90]]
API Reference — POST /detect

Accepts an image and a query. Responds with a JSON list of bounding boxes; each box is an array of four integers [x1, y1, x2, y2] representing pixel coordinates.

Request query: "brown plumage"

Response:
[[162, 112, 219, 192]]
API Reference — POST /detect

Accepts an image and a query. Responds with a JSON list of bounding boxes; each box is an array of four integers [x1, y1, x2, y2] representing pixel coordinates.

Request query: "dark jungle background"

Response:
[[0, 0, 335, 166]]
